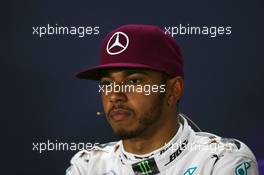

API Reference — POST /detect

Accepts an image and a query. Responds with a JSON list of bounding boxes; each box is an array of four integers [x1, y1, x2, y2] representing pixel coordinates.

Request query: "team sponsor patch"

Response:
[[235, 161, 251, 175], [132, 158, 160, 175], [164, 139, 188, 166], [183, 167, 197, 175]]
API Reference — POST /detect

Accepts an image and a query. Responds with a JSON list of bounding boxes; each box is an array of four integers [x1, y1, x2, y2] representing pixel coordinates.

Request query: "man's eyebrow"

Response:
[[99, 69, 150, 78], [123, 69, 150, 76]]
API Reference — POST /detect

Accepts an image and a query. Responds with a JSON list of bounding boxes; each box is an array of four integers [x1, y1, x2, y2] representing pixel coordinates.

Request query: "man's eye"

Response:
[[128, 79, 142, 84]]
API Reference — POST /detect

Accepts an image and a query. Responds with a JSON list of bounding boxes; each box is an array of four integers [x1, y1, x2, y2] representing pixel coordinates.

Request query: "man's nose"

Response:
[[109, 92, 127, 105]]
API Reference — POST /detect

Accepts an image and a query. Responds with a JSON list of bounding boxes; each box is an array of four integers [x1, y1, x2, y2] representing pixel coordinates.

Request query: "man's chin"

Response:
[[112, 128, 144, 140]]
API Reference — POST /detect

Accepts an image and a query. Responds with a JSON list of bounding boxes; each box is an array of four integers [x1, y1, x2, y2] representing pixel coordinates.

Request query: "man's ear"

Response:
[[166, 76, 184, 106]]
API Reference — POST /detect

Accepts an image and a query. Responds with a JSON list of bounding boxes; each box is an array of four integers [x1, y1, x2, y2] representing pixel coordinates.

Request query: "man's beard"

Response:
[[113, 93, 166, 140]]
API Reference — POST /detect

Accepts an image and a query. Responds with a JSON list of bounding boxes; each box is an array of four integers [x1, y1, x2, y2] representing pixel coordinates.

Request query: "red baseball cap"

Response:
[[76, 24, 184, 80]]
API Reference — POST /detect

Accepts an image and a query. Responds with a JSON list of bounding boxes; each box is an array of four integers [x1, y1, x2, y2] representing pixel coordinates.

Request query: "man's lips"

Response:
[[109, 109, 133, 121]]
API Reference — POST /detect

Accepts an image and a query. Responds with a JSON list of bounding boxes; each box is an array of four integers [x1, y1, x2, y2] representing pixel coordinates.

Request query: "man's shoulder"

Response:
[[190, 131, 259, 174], [66, 141, 119, 175], [71, 141, 118, 161], [193, 131, 255, 156], [190, 131, 257, 167], [185, 131, 259, 174]]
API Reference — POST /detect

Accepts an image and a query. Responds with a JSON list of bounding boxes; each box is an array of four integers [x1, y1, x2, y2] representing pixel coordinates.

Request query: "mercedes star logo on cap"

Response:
[[106, 32, 129, 55]]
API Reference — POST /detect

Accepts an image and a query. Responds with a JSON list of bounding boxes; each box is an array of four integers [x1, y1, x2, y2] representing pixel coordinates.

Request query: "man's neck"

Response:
[[122, 114, 179, 155]]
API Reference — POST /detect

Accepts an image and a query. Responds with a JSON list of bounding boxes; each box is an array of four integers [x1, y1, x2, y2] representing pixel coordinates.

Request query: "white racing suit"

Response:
[[66, 114, 259, 175]]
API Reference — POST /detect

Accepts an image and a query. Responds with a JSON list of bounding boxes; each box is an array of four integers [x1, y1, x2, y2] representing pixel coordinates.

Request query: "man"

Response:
[[66, 24, 259, 174]]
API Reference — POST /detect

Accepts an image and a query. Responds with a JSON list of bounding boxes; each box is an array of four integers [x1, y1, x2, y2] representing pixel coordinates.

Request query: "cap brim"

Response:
[[75, 63, 161, 80]]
